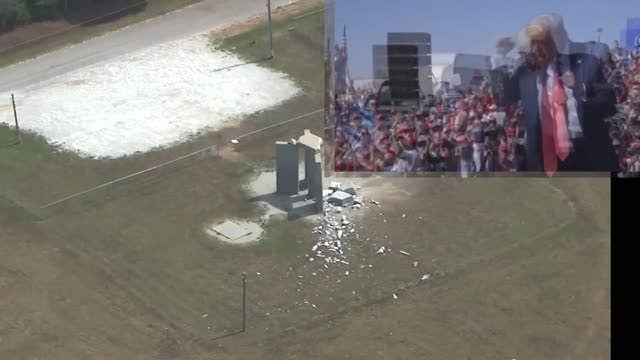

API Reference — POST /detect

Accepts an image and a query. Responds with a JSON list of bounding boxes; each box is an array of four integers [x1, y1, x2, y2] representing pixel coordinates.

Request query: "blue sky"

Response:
[[333, 0, 638, 78]]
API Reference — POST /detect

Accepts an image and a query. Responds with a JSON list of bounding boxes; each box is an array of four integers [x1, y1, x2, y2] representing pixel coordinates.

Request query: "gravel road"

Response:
[[0, 0, 296, 93]]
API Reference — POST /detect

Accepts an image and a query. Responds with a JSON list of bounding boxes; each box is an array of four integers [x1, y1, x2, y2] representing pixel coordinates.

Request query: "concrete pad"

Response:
[[207, 220, 263, 244]]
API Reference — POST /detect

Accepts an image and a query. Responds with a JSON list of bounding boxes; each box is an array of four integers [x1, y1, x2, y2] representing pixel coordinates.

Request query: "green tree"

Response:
[[0, 0, 32, 33], [26, 0, 60, 21]]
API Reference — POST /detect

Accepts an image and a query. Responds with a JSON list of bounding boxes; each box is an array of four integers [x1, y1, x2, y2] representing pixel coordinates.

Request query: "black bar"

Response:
[[610, 177, 635, 360]]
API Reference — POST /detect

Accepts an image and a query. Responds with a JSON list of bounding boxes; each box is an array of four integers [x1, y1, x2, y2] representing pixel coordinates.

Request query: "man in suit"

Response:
[[496, 13, 618, 175]]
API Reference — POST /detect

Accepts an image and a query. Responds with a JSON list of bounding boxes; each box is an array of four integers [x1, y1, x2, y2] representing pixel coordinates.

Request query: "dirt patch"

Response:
[[212, 0, 322, 40], [0, 21, 71, 52], [217, 145, 240, 161], [154, 330, 184, 359]]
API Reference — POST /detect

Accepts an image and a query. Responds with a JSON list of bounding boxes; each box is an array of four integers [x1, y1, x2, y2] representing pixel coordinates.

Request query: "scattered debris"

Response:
[[421, 274, 431, 282], [412, 261, 419, 267], [399, 250, 411, 256], [202, 313, 208, 318], [342, 183, 358, 196], [344, 271, 349, 276], [402, 214, 406, 218], [256, 272, 261, 275], [309, 185, 365, 269], [393, 293, 398, 299], [370, 199, 381, 207], [376, 246, 386, 255]]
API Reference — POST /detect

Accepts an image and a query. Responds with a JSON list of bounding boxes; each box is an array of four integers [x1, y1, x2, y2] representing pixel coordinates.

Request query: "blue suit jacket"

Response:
[[497, 52, 619, 172]]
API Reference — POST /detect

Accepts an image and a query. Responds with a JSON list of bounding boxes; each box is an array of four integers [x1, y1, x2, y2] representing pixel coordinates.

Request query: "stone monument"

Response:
[[275, 129, 324, 213]]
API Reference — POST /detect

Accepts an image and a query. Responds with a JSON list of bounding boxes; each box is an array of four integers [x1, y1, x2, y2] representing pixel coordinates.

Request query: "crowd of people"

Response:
[[332, 40, 640, 177], [333, 83, 526, 175], [604, 42, 640, 176]]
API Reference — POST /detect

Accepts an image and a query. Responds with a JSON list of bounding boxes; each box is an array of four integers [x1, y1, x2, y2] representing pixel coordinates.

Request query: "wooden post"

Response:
[[11, 94, 21, 144], [242, 272, 247, 332], [267, 0, 273, 58]]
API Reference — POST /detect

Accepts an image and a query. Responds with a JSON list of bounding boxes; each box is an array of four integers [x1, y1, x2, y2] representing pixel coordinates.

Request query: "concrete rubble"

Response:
[[309, 181, 366, 268], [302, 182, 433, 308], [328, 191, 353, 206]]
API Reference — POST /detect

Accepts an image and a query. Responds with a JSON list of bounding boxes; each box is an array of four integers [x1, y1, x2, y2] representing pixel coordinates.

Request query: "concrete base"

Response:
[[207, 220, 264, 244]]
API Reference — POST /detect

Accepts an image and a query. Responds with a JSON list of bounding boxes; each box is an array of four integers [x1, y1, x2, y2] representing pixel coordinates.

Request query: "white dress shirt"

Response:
[[536, 51, 584, 141]]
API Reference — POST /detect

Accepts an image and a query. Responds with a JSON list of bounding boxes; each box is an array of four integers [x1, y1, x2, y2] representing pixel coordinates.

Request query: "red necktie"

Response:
[[541, 64, 571, 176]]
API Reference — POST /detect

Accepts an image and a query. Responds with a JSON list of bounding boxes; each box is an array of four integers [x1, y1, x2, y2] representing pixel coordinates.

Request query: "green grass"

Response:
[[0, 0, 203, 69]]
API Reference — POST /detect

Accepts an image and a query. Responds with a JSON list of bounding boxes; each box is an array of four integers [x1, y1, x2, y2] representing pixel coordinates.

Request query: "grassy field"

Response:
[[0, 2, 610, 359], [0, 0, 204, 69]]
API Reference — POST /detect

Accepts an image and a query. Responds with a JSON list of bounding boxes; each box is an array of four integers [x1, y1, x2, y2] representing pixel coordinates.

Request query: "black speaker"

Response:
[[387, 44, 420, 101], [372, 44, 388, 80]]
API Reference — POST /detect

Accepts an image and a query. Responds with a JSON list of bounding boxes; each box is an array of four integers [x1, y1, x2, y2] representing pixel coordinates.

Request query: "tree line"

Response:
[[0, 0, 133, 34]]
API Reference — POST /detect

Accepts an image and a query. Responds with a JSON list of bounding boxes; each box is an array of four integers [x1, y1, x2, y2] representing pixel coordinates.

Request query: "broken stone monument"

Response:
[[274, 129, 324, 214]]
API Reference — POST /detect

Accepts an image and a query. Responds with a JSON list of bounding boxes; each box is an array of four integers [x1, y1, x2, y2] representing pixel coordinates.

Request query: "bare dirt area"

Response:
[[0, 21, 71, 52]]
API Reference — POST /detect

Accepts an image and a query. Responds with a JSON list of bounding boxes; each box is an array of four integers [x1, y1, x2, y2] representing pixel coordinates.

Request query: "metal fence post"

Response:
[[11, 94, 21, 144], [267, 0, 273, 58]]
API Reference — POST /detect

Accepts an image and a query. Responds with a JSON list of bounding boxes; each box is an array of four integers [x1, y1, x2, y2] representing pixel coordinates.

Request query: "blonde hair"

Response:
[[529, 13, 570, 53], [525, 23, 549, 42]]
